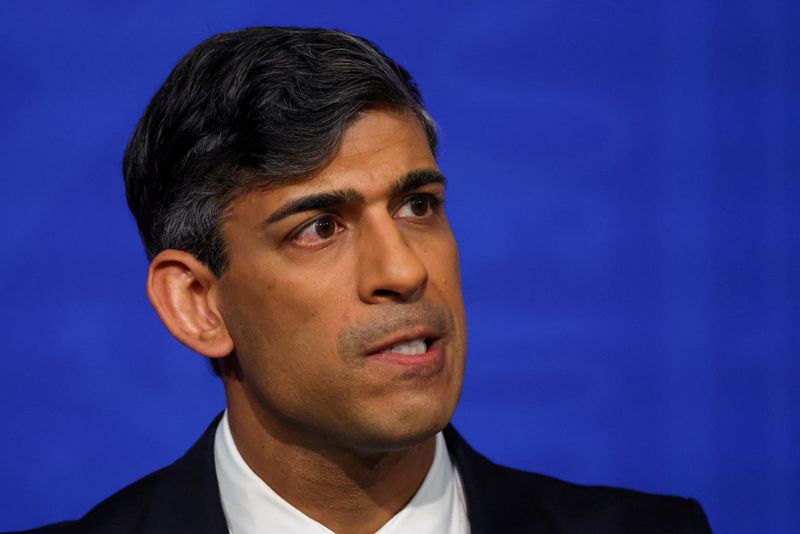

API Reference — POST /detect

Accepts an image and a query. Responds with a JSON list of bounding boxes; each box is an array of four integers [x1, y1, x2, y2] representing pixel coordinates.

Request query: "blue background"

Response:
[[1, 1, 798, 532]]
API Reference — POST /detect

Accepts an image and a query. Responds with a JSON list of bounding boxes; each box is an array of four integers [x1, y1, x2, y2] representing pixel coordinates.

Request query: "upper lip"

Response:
[[365, 327, 440, 356]]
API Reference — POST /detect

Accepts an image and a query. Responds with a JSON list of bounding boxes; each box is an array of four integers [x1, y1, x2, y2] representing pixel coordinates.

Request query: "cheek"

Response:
[[429, 236, 467, 342], [425, 233, 463, 294], [227, 297, 341, 413], [221, 265, 350, 378]]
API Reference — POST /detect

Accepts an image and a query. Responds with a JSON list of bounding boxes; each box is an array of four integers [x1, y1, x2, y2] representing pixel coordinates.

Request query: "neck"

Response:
[[224, 381, 437, 534]]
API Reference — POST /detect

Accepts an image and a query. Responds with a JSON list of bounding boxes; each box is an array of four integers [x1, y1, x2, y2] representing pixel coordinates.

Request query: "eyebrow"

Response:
[[391, 168, 446, 198], [266, 189, 365, 223], [264, 168, 447, 225]]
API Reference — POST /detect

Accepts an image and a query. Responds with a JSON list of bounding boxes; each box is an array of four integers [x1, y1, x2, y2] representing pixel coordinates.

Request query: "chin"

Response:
[[352, 424, 443, 453], [346, 396, 457, 452]]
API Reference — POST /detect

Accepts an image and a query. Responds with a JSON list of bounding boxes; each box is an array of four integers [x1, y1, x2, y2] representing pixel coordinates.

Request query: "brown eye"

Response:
[[314, 217, 336, 238], [293, 215, 342, 247], [408, 196, 430, 216], [395, 194, 440, 219]]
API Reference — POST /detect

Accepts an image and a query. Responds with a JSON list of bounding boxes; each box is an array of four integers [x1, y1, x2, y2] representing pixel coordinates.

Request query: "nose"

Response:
[[357, 216, 428, 303]]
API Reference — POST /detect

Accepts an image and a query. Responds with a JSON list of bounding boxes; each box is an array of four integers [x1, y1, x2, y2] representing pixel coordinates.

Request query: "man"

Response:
[[18, 27, 712, 533]]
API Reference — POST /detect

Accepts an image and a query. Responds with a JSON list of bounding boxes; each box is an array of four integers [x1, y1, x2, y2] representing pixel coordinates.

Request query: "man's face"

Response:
[[217, 108, 466, 451]]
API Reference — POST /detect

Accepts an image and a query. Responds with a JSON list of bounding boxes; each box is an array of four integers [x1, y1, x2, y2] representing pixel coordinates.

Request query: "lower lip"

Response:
[[368, 340, 442, 367]]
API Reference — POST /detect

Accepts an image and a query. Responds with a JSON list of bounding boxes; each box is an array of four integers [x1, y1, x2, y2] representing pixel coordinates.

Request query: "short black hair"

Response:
[[124, 26, 437, 277]]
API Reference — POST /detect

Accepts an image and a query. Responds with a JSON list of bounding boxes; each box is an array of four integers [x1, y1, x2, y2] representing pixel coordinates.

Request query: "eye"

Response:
[[292, 215, 342, 247], [395, 194, 439, 219]]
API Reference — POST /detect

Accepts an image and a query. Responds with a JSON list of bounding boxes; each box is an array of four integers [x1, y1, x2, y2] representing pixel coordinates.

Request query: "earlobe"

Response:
[[147, 250, 234, 359]]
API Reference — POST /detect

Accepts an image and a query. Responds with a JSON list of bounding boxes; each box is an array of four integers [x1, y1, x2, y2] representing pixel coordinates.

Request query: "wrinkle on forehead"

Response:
[[319, 109, 436, 186]]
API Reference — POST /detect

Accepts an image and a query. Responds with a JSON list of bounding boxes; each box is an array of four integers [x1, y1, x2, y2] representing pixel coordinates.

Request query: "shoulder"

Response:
[[499, 464, 710, 533], [444, 426, 712, 533], [10, 415, 227, 534]]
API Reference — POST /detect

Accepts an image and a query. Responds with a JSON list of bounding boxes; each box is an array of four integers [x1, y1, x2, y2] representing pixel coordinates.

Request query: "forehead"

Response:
[[231, 109, 439, 217], [304, 108, 437, 192]]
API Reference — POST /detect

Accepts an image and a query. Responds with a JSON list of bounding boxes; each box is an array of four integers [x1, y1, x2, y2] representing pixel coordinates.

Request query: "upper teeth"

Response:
[[387, 339, 427, 355]]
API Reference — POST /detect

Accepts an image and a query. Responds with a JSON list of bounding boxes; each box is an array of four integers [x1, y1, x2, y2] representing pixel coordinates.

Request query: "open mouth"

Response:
[[380, 337, 432, 356], [367, 336, 441, 367]]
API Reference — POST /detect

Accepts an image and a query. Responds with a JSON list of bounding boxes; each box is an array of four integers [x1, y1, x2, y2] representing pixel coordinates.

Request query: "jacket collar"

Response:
[[140, 413, 228, 534], [443, 425, 556, 534], [141, 415, 553, 533]]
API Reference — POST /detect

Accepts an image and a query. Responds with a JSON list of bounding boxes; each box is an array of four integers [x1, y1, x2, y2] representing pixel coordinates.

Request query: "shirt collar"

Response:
[[214, 410, 468, 534]]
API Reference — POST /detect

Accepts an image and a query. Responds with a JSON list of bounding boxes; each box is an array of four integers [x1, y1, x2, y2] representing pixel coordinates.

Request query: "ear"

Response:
[[147, 250, 234, 359]]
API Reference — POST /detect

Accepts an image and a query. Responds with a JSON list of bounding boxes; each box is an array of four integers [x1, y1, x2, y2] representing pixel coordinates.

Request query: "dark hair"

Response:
[[123, 27, 437, 375], [124, 26, 437, 276]]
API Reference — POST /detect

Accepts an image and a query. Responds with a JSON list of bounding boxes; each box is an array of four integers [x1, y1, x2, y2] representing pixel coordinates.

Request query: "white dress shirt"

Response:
[[214, 411, 469, 533]]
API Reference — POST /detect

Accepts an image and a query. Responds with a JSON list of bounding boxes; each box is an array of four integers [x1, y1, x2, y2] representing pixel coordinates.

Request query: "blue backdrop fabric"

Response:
[[1, 2, 797, 533]]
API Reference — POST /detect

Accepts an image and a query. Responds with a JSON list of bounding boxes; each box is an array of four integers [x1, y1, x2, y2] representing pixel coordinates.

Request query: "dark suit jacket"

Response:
[[15, 417, 712, 533]]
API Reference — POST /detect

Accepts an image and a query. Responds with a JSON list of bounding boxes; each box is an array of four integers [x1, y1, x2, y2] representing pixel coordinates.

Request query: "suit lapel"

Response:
[[136, 417, 555, 533], [444, 425, 557, 534]]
